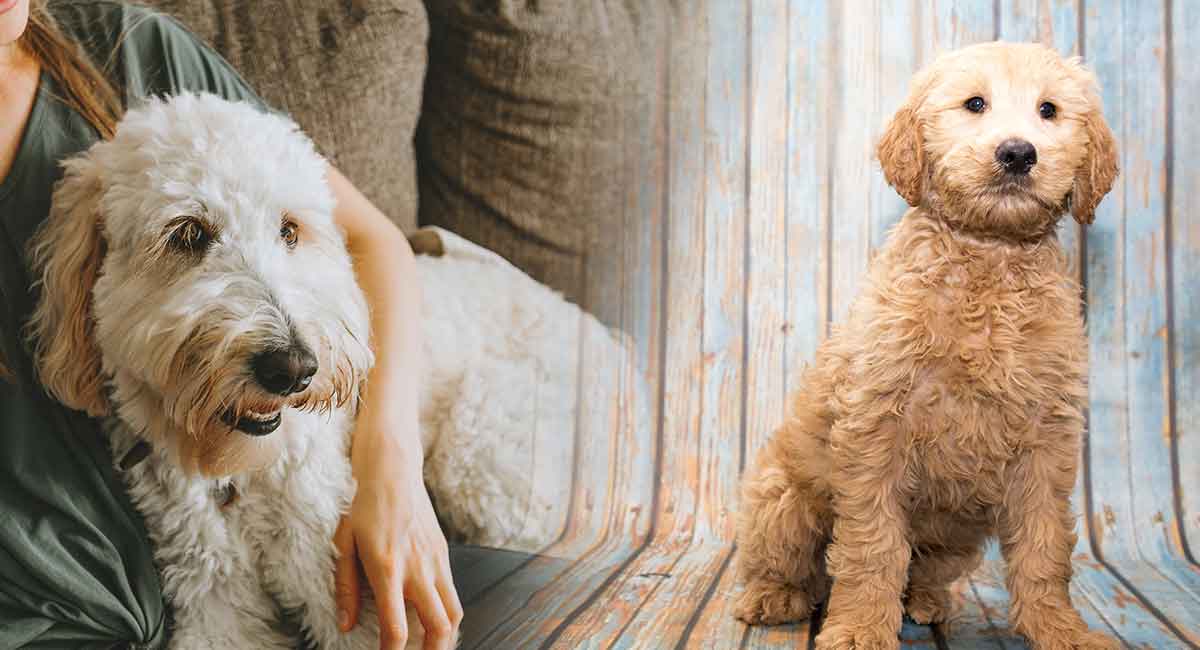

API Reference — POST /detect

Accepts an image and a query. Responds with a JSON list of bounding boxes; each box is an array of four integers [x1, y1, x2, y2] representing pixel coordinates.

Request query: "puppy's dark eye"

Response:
[[964, 96, 986, 113], [280, 217, 299, 249], [168, 217, 211, 253], [1039, 101, 1057, 119]]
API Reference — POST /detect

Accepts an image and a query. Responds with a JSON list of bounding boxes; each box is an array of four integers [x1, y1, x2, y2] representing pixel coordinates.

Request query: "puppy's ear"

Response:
[[877, 100, 927, 206], [27, 157, 111, 417], [1069, 108, 1119, 225]]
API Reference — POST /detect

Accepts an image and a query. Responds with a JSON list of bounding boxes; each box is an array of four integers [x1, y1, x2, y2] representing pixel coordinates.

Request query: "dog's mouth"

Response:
[[221, 408, 283, 436], [991, 174, 1034, 193]]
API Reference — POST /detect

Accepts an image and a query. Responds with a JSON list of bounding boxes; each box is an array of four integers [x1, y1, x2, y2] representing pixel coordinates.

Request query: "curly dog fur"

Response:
[[735, 42, 1119, 650]]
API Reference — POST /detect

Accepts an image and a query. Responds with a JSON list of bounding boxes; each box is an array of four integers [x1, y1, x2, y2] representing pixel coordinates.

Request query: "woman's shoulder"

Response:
[[48, 1, 263, 105]]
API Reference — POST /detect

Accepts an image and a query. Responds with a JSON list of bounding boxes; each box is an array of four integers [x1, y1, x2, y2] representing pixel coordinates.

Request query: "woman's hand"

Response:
[[334, 402, 462, 650]]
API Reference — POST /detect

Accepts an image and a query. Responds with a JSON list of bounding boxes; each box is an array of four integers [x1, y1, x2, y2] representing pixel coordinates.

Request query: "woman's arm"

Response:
[[326, 165, 462, 650]]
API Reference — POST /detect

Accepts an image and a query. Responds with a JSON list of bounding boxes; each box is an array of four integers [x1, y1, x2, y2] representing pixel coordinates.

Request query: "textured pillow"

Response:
[[416, 0, 665, 306], [142, 0, 428, 232]]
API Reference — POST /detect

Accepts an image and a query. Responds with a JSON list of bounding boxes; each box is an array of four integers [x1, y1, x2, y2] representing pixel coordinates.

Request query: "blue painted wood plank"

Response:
[[783, 0, 833, 392], [686, 553, 757, 649], [609, 0, 753, 641], [830, 0, 885, 322], [1111, 0, 1186, 578], [897, 620, 941, 649], [1169, 0, 1200, 567], [921, 0, 997, 64], [744, 0, 792, 458], [1080, 0, 1139, 569], [999, 0, 1081, 52], [534, 1, 745, 643], [1084, 1, 1200, 643], [694, 0, 749, 547]]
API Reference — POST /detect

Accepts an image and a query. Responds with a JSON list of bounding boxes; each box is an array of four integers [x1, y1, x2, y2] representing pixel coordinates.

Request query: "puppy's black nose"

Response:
[[995, 138, 1037, 175], [251, 346, 318, 395]]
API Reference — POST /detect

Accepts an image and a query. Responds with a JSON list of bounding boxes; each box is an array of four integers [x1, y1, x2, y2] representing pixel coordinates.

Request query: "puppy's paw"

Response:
[[904, 586, 959, 625], [814, 619, 899, 650], [1028, 629, 1120, 650], [735, 580, 819, 625]]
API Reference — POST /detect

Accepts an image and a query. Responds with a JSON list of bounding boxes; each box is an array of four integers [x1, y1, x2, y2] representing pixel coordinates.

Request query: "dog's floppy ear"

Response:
[[877, 96, 927, 206], [1069, 108, 1119, 225], [27, 157, 111, 417]]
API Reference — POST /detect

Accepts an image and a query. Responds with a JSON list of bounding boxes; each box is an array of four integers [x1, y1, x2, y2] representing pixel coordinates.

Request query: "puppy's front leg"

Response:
[[999, 441, 1117, 650], [814, 420, 910, 650]]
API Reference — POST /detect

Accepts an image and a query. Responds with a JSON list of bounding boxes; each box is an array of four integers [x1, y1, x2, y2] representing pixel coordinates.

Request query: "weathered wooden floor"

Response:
[[447, 1, 1200, 648]]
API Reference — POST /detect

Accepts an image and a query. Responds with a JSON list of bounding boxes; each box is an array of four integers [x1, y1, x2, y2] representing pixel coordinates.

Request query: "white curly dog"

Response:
[[27, 93, 618, 648]]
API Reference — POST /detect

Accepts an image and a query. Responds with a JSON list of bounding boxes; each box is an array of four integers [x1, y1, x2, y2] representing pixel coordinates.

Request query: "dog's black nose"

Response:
[[251, 346, 318, 395], [995, 138, 1037, 175]]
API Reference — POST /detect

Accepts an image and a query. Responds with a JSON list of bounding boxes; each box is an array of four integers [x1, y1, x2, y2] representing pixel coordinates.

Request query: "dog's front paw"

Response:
[[814, 619, 899, 650], [1027, 629, 1120, 650], [735, 579, 819, 625], [904, 585, 959, 625]]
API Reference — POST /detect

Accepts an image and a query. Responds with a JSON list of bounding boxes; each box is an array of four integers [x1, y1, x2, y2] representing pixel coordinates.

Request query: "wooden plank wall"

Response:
[[457, 1, 1199, 647]]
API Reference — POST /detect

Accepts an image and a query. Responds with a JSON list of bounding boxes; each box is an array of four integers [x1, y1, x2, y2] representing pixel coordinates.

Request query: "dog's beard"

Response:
[[928, 170, 1067, 240], [111, 332, 364, 477]]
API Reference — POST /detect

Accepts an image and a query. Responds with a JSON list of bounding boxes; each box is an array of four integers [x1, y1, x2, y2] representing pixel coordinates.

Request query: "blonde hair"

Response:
[[21, 0, 123, 137], [1, 1, 124, 381]]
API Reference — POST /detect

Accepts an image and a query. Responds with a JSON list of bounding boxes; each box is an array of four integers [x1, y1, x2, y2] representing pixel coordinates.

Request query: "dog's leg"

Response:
[[118, 460, 294, 649], [169, 588, 294, 650], [251, 454, 426, 650], [999, 443, 1118, 650], [903, 542, 983, 626], [814, 420, 910, 650], [735, 432, 831, 625], [262, 532, 384, 650]]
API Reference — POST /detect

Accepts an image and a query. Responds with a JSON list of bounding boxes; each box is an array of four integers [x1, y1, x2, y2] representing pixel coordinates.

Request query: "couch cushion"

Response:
[[143, 0, 428, 232], [416, 0, 665, 306]]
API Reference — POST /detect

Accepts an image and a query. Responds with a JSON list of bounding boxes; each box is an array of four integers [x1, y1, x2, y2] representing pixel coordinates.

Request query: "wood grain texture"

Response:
[[450, 2, 1198, 647], [548, 1, 749, 643], [744, 0, 791, 462], [829, 0, 882, 322], [1083, 1, 1200, 645], [783, 0, 833, 395], [1170, 0, 1200, 566]]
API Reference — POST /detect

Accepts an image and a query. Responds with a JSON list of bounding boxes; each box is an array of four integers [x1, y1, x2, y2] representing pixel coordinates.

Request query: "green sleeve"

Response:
[[116, 4, 269, 109], [51, 0, 269, 109]]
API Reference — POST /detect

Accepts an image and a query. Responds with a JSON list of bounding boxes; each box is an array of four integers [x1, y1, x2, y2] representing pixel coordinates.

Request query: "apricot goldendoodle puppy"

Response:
[[735, 43, 1119, 650]]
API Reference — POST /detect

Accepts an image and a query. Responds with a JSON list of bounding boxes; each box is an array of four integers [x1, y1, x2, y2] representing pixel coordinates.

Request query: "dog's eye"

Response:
[[168, 218, 211, 253], [280, 218, 299, 249], [1039, 101, 1057, 120], [964, 96, 986, 113]]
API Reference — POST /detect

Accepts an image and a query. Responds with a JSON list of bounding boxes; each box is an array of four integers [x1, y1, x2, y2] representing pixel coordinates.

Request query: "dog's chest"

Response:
[[109, 415, 355, 637], [890, 264, 1085, 507]]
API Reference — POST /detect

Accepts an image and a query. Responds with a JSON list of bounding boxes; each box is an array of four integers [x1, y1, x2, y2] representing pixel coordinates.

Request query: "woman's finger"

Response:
[[406, 568, 453, 650], [333, 516, 361, 632], [435, 560, 463, 631], [363, 550, 409, 650]]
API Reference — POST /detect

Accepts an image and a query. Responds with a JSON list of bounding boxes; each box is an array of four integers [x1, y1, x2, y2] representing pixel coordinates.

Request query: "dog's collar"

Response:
[[117, 441, 240, 508], [119, 441, 152, 470]]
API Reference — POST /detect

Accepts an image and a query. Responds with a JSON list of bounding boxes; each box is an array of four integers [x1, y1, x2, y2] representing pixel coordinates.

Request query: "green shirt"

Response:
[[0, 2, 264, 646]]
